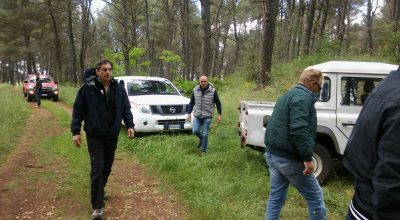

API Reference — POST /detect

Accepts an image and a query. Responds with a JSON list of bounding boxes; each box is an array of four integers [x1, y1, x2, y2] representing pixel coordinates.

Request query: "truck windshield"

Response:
[[127, 80, 179, 96]]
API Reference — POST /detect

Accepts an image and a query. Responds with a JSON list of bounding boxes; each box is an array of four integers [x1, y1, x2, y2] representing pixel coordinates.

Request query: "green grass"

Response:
[[41, 100, 91, 219], [59, 85, 80, 106], [0, 84, 31, 165]]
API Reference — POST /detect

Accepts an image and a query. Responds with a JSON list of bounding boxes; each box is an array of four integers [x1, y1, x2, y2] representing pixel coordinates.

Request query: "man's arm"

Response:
[[214, 91, 222, 123], [187, 93, 195, 120], [373, 106, 400, 219], [120, 85, 135, 138], [288, 96, 314, 162], [71, 89, 85, 147], [214, 91, 222, 115]]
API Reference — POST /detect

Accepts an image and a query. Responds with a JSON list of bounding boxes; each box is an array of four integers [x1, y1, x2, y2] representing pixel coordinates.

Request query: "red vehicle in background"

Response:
[[23, 74, 59, 102]]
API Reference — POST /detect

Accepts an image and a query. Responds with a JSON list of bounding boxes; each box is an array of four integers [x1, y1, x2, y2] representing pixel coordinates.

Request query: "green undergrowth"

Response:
[[0, 84, 31, 165]]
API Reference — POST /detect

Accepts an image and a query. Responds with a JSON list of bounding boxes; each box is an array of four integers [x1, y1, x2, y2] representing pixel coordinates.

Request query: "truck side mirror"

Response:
[[263, 115, 271, 128], [55, 81, 58, 84]]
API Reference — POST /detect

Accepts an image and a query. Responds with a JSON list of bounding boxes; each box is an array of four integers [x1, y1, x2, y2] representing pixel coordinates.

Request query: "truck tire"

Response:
[[313, 143, 332, 185], [53, 96, 59, 102]]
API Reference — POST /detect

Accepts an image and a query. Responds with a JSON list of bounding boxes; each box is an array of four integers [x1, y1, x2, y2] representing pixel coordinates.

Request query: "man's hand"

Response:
[[303, 161, 315, 175], [187, 114, 192, 121], [128, 128, 135, 138], [217, 114, 222, 123], [72, 135, 81, 147]]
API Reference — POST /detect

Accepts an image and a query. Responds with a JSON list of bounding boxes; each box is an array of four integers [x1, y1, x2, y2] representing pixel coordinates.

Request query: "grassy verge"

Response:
[[36, 100, 91, 219], [0, 84, 31, 165]]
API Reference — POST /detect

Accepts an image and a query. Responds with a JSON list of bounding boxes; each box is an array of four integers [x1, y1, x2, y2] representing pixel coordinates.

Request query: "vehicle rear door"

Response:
[[336, 74, 384, 138]]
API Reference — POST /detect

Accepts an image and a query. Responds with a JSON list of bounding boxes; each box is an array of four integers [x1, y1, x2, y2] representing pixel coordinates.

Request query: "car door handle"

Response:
[[342, 122, 355, 126]]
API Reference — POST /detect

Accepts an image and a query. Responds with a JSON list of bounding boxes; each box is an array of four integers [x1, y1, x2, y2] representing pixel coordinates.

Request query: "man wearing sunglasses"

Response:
[[263, 69, 326, 220], [187, 75, 222, 157]]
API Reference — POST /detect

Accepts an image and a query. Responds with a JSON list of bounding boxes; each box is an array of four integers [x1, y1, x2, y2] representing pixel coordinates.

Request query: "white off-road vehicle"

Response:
[[238, 61, 398, 183], [115, 76, 192, 133]]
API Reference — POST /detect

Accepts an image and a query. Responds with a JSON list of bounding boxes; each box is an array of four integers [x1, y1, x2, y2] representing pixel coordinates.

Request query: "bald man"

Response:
[[263, 69, 326, 220], [187, 75, 222, 156]]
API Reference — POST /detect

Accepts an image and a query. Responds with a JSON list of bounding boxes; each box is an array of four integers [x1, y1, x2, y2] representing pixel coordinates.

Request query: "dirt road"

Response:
[[0, 101, 188, 219]]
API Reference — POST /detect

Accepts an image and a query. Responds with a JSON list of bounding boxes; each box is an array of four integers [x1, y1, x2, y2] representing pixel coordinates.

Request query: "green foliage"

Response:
[[102, 47, 150, 76], [377, 31, 400, 63], [0, 84, 30, 165], [173, 77, 197, 96], [173, 76, 227, 97], [159, 50, 183, 64], [102, 48, 125, 76]]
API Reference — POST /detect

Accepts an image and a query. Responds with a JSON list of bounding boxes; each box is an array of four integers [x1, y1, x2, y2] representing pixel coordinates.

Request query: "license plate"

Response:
[[168, 124, 181, 130], [42, 94, 48, 97]]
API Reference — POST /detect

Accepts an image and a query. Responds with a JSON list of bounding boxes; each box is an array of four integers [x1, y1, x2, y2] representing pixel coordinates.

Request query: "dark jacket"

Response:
[[187, 84, 222, 118], [265, 84, 318, 162], [71, 77, 134, 138], [34, 77, 42, 92], [343, 67, 400, 220]]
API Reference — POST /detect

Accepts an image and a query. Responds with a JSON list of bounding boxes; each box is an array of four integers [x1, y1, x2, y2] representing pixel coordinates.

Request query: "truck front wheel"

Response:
[[313, 143, 332, 185]]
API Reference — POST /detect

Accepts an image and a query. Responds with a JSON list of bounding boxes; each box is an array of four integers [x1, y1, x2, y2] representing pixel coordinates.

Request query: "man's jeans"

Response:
[[192, 117, 212, 152], [264, 152, 327, 220]]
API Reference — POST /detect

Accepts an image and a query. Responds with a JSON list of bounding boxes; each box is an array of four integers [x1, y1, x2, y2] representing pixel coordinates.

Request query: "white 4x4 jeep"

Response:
[[238, 61, 398, 183], [115, 76, 192, 133]]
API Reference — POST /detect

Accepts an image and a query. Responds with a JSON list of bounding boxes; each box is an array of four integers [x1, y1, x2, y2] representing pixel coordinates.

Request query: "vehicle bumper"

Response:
[[132, 113, 192, 132]]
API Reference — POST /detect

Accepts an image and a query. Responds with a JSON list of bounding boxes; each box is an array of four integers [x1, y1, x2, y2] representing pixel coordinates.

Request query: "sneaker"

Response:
[[34, 105, 40, 108], [92, 207, 104, 219], [201, 151, 206, 157]]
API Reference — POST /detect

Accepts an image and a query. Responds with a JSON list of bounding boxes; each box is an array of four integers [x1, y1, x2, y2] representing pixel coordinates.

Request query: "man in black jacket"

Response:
[[344, 65, 400, 220], [34, 73, 42, 108], [71, 59, 135, 219]]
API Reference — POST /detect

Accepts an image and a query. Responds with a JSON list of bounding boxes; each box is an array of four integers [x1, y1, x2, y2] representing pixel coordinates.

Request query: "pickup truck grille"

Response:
[[150, 105, 188, 115], [158, 119, 186, 125]]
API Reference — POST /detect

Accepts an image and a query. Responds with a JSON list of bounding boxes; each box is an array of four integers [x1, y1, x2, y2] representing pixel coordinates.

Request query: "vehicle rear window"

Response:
[[340, 77, 382, 106]]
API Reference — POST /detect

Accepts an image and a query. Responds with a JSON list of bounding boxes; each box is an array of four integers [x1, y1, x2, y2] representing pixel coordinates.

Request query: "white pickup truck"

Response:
[[238, 61, 398, 183], [115, 76, 192, 133]]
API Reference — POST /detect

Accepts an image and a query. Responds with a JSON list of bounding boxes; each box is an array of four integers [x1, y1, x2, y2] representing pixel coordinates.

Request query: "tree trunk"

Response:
[[211, 0, 223, 78], [200, 0, 211, 76], [392, 0, 400, 32], [47, 0, 62, 81], [303, 0, 316, 55], [219, 22, 230, 78], [67, 0, 78, 85], [295, 0, 305, 58], [363, 0, 373, 54], [320, 0, 329, 39], [79, 0, 91, 72], [231, 0, 240, 69], [337, 0, 348, 54], [258, 0, 279, 88], [180, 0, 191, 80], [24, 34, 34, 75]]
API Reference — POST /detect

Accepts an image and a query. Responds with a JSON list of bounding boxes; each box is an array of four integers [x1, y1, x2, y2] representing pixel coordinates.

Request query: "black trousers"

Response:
[[86, 135, 118, 209]]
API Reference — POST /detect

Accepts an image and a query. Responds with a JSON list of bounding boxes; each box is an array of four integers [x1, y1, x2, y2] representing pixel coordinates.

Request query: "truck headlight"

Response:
[[52, 86, 58, 91], [137, 105, 151, 114]]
